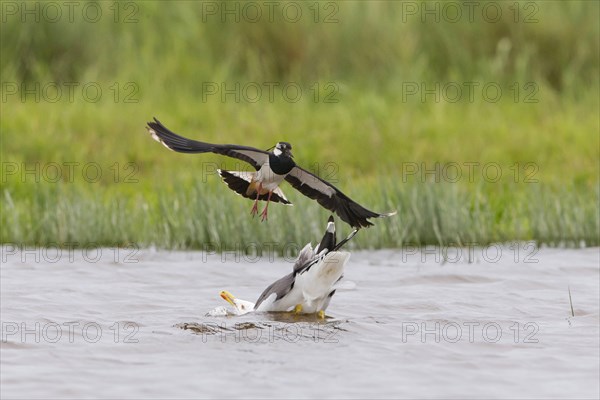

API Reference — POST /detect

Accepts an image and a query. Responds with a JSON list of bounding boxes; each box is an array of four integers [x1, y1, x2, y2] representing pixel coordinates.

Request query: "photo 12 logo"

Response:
[[202, 240, 310, 263], [2, 321, 140, 344], [201, 81, 339, 104], [1, 162, 140, 184], [401, 321, 539, 344], [400, 162, 539, 184], [198, 161, 339, 184], [199, 1, 339, 23], [399, 2, 539, 24], [1, 243, 140, 264], [181, 321, 341, 343], [401, 82, 539, 104], [401, 242, 539, 265], [2, 81, 140, 104], [1, 1, 139, 24]]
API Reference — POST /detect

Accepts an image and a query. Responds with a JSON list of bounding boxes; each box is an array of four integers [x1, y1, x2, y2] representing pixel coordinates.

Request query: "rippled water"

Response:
[[1, 245, 599, 399]]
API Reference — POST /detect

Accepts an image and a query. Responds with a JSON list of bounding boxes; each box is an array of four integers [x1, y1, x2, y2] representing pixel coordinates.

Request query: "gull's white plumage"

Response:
[[206, 217, 356, 316], [294, 251, 349, 313]]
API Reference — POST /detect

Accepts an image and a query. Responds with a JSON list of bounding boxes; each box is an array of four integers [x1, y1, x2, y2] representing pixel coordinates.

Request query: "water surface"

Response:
[[1, 246, 598, 399]]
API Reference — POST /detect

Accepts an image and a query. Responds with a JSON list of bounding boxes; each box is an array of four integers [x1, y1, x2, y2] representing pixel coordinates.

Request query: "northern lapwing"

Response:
[[146, 118, 395, 228], [215, 216, 357, 317]]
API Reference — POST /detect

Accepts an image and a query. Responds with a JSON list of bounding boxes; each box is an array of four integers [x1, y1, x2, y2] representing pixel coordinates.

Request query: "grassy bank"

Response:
[[1, 1, 598, 249], [2, 177, 598, 250]]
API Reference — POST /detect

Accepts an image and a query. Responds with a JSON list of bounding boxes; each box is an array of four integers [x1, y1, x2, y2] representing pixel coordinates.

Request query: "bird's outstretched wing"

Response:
[[253, 272, 295, 310], [254, 242, 317, 310], [284, 166, 396, 228], [146, 118, 269, 170]]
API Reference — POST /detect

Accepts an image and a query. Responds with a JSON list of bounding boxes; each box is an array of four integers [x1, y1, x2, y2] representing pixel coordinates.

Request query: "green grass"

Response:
[[1, 1, 598, 250], [2, 178, 598, 251]]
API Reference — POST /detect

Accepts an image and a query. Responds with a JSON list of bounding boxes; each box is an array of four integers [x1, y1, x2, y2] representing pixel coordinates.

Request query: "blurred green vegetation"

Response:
[[3, 1, 598, 90], [1, 1, 598, 249]]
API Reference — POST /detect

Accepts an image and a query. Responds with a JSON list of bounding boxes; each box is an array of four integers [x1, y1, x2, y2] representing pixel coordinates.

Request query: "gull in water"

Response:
[[209, 291, 255, 316], [208, 216, 357, 318]]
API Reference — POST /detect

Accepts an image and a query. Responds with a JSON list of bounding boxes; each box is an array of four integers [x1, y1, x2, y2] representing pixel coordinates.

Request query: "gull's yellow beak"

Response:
[[220, 290, 236, 307]]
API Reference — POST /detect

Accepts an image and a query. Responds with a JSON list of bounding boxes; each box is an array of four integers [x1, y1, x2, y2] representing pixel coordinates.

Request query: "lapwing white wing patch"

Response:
[[217, 169, 291, 205]]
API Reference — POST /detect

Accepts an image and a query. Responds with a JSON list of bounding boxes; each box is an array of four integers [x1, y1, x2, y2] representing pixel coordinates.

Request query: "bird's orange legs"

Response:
[[260, 191, 273, 221], [250, 183, 262, 217], [250, 183, 272, 221]]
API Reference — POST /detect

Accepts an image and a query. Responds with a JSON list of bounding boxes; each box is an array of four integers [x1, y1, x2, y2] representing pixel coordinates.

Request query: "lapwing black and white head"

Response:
[[146, 118, 396, 228], [273, 142, 293, 157]]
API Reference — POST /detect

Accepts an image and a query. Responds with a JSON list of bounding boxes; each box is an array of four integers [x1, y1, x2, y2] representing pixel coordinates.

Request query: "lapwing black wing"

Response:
[[147, 118, 291, 219], [284, 167, 395, 228], [147, 118, 269, 169], [146, 118, 396, 228]]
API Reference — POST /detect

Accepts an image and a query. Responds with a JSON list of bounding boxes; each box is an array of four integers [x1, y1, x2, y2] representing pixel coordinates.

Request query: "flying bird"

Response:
[[146, 118, 395, 228]]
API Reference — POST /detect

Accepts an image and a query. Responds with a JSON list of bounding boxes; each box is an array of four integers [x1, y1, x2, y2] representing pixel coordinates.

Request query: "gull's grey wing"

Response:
[[254, 272, 295, 310], [146, 118, 269, 170], [254, 243, 315, 309], [295, 229, 358, 276], [293, 243, 315, 274], [284, 166, 396, 228]]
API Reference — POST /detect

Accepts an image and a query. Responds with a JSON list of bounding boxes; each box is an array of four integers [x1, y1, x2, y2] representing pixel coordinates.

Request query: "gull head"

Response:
[[219, 290, 255, 315]]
